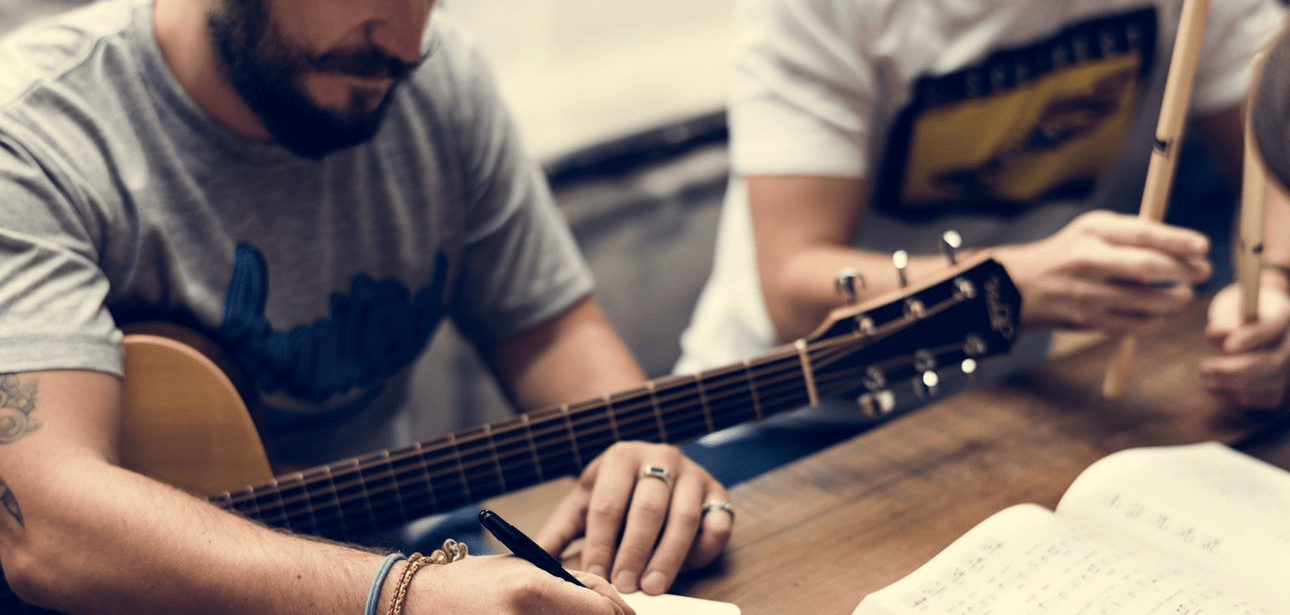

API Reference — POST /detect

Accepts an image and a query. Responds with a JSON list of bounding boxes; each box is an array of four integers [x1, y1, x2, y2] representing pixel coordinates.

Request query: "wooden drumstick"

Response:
[[1103, 0, 1211, 398]]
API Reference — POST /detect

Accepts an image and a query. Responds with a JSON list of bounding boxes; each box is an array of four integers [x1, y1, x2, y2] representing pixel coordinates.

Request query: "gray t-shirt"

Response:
[[0, 0, 594, 467]]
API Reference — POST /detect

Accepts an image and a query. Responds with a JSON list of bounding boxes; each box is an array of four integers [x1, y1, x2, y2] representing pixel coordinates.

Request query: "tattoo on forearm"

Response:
[[0, 374, 39, 445], [0, 478, 22, 528]]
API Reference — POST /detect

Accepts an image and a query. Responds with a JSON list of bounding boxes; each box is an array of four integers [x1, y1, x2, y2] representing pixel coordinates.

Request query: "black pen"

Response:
[[478, 508, 587, 588]]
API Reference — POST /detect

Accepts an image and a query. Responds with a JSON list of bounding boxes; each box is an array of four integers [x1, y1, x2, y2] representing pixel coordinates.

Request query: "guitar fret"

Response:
[[651, 382, 706, 443], [530, 408, 580, 479], [423, 438, 471, 513], [795, 339, 821, 408], [270, 472, 318, 534], [482, 424, 508, 494], [569, 400, 616, 463], [693, 378, 716, 435], [310, 465, 352, 541], [560, 404, 584, 469], [490, 419, 542, 491], [648, 387, 669, 442], [397, 442, 437, 517], [521, 414, 546, 484], [258, 477, 289, 526], [743, 358, 765, 422], [447, 433, 476, 504], [602, 393, 622, 442], [359, 451, 408, 527]]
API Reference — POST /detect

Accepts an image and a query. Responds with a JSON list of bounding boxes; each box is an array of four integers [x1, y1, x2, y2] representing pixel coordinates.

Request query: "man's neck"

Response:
[[152, 0, 271, 142]]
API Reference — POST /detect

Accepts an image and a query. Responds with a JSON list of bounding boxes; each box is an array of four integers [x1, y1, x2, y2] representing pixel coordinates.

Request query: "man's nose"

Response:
[[368, 0, 435, 64]]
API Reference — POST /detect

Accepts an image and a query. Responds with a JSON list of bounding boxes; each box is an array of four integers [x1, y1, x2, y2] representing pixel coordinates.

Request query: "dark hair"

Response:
[[1252, 19, 1290, 192]]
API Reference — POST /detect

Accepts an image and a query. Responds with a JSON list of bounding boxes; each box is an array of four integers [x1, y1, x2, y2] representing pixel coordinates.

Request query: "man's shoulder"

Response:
[[0, 0, 138, 109]]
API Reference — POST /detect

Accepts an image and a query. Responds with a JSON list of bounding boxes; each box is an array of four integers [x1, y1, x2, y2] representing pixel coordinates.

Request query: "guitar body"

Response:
[[120, 324, 272, 496]]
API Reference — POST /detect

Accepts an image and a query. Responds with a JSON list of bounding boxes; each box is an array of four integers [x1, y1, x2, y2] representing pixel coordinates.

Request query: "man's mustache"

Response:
[[312, 48, 420, 80]]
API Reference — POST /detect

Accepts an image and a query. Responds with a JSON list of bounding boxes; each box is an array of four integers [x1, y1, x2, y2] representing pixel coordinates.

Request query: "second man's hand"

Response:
[[534, 442, 733, 596]]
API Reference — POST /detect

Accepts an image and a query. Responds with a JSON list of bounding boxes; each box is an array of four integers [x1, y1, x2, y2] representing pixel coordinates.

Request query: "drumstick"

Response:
[[1102, 0, 1211, 398]]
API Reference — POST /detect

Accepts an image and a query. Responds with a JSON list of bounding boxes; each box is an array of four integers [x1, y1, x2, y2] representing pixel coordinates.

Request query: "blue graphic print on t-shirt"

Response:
[[219, 243, 447, 423]]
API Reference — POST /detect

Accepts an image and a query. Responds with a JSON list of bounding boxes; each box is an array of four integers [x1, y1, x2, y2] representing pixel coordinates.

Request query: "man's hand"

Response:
[[1201, 276, 1290, 409], [534, 442, 732, 596], [406, 555, 634, 615], [992, 210, 1212, 334]]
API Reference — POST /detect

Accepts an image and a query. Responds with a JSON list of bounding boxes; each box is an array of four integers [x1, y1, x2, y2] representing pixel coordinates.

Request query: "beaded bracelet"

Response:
[[364, 552, 407, 615]]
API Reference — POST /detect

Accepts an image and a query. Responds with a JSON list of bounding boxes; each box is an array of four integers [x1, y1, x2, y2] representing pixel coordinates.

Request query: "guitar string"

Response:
[[213, 299, 975, 534], [211, 335, 872, 531], [216, 292, 980, 533], [215, 296, 978, 534], [214, 358, 816, 531]]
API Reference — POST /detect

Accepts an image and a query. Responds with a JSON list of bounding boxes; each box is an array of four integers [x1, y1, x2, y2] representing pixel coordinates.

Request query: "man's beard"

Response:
[[207, 0, 418, 159]]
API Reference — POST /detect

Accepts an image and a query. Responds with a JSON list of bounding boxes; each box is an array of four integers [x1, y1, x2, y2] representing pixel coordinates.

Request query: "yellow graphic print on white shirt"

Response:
[[880, 8, 1157, 214]]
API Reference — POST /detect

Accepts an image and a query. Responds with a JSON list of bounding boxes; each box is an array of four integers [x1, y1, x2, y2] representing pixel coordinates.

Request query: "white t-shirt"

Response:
[[677, 0, 1282, 412]]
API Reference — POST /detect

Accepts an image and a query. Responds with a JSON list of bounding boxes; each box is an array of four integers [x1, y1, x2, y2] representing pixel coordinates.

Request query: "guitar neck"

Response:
[[206, 350, 815, 542], [205, 256, 1018, 544]]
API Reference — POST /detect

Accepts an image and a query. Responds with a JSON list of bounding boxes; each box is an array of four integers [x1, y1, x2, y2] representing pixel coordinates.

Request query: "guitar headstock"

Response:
[[803, 254, 1021, 416]]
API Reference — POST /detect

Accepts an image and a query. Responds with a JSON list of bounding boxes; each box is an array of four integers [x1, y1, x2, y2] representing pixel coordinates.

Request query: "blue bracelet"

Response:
[[365, 552, 407, 615]]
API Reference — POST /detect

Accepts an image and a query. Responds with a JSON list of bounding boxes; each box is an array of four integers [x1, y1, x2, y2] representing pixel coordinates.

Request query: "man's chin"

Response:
[[265, 86, 398, 159]]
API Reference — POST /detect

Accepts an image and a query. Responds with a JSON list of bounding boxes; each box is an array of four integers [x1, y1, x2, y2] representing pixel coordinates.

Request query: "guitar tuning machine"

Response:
[[857, 390, 896, 419], [941, 230, 963, 265], [858, 366, 894, 419], [963, 334, 987, 357], [961, 335, 987, 385], [853, 315, 876, 336], [953, 277, 977, 300], [914, 370, 940, 399], [835, 268, 865, 305], [904, 298, 926, 319], [892, 250, 909, 288]]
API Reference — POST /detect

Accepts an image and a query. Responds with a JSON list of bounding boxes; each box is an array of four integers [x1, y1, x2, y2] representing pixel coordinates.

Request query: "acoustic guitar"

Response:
[[3, 255, 1020, 613]]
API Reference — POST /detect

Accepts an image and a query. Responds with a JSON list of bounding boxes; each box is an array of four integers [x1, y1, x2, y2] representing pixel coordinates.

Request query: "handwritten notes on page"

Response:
[[852, 504, 1278, 615]]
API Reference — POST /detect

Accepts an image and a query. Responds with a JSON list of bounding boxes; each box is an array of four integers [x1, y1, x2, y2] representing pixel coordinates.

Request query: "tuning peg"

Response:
[[941, 230, 962, 265], [858, 366, 894, 418], [857, 390, 896, 418], [892, 250, 909, 287], [914, 370, 940, 399], [835, 268, 865, 305], [961, 358, 979, 386]]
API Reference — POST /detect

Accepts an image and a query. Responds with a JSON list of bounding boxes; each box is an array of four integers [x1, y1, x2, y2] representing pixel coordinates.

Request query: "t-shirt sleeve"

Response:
[[1192, 0, 1285, 116], [435, 25, 595, 347], [728, 0, 878, 178], [0, 128, 122, 376]]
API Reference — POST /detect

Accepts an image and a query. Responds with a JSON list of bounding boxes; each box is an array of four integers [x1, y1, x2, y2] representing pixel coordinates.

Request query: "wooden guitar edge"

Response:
[[120, 330, 273, 496]]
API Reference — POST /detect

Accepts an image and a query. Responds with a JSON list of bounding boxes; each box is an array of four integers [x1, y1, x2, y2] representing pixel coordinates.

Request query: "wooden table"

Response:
[[670, 300, 1290, 615]]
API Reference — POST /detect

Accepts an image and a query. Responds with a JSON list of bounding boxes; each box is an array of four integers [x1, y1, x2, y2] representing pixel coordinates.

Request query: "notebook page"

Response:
[[852, 503, 1276, 615], [1057, 442, 1290, 610], [622, 591, 741, 615]]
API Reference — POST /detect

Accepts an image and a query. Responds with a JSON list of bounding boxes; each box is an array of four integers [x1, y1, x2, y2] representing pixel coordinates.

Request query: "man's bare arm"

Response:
[[0, 370, 629, 615]]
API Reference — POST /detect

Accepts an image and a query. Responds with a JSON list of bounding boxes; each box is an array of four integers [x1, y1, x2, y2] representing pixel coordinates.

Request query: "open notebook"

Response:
[[851, 442, 1290, 614]]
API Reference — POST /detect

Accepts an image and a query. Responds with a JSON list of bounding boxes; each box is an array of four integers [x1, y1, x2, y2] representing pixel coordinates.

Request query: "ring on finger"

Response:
[[701, 500, 735, 521], [639, 465, 674, 489]]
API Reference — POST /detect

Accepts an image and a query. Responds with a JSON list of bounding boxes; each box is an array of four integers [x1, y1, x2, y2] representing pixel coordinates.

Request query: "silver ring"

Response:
[[701, 500, 735, 521], [638, 465, 674, 489]]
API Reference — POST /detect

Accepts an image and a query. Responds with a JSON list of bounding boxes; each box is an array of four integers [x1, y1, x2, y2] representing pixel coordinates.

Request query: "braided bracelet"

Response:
[[386, 539, 469, 615]]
